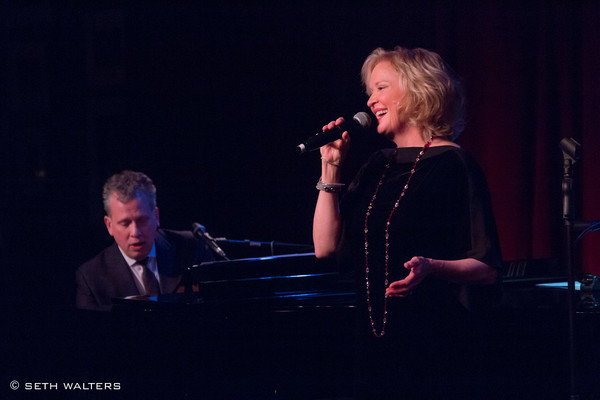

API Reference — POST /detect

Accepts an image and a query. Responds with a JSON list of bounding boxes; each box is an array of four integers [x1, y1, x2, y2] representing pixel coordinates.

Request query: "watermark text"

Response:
[[10, 380, 121, 391]]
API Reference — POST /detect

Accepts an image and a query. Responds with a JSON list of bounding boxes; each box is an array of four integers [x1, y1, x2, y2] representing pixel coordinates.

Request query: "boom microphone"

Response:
[[295, 112, 372, 155], [192, 223, 229, 261]]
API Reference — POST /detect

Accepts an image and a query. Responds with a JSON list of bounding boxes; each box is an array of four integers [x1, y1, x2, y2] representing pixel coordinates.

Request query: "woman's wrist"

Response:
[[320, 163, 342, 183], [321, 157, 342, 167]]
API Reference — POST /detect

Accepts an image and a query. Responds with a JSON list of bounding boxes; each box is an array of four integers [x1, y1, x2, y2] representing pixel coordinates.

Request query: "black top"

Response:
[[339, 145, 503, 335]]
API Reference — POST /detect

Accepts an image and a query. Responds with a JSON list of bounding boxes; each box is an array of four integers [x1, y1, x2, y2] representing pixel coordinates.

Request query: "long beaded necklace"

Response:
[[363, 137, 433, 338]]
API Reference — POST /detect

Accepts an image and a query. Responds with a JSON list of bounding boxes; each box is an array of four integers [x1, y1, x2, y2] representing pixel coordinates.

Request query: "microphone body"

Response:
[[192, 223, 229, 260], [296, 112, 372, 154]]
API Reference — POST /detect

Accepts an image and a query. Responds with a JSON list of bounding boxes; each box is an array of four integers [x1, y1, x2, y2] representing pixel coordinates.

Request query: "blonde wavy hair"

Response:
[[361, 47, 465, 141]]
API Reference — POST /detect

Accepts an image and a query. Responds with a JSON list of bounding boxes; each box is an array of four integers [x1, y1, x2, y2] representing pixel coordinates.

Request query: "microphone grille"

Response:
[[559, 137, 581, 162], [353, 112, 372, 130]]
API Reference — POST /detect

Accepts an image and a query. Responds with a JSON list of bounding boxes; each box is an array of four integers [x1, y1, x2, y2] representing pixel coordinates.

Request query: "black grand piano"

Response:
[[107, 253, 356, 399], [72, 252, 600, 400]]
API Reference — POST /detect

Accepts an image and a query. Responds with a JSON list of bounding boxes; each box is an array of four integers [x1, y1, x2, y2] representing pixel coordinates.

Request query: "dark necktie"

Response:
[[140, 258, 160, 297]]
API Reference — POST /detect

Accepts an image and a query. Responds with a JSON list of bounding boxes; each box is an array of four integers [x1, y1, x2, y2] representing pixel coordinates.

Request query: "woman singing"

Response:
[[312, 46, 503, 399]]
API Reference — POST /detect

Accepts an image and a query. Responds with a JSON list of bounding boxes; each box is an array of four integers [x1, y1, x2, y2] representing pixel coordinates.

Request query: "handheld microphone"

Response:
[[295, 112, 372, 155], [192, 223, 229, 261]]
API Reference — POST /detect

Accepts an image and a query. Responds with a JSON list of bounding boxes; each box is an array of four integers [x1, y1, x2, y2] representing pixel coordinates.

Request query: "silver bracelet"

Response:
[[316, 178, 345, 193]]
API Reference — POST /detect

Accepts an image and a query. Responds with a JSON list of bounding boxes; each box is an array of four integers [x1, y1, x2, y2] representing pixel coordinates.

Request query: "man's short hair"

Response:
[[102, 170, 157, 216]]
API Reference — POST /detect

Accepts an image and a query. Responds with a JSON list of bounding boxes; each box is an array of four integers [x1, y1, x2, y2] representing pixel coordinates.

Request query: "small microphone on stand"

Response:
[[559, 137, 582, 400], [192, 223, 230, 260]]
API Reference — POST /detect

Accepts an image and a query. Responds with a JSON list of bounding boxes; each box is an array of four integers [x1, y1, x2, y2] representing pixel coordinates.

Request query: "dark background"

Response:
[[1, 0, 600, 397]]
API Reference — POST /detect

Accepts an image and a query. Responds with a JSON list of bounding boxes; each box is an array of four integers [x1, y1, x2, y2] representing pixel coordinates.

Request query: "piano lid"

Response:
[[179, 252, 352, 303]]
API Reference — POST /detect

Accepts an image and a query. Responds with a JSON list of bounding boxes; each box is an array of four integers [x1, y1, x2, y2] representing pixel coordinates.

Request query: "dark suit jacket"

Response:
[[76, 229, 213, 311]]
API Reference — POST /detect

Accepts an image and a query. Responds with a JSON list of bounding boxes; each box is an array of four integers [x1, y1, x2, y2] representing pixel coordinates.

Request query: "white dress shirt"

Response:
[[118, 243, 160, 295]]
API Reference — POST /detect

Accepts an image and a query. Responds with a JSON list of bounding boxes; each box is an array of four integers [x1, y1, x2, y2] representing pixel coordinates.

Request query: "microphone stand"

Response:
[[560, 137, 581, 400], [214, 238, 314, 257]]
